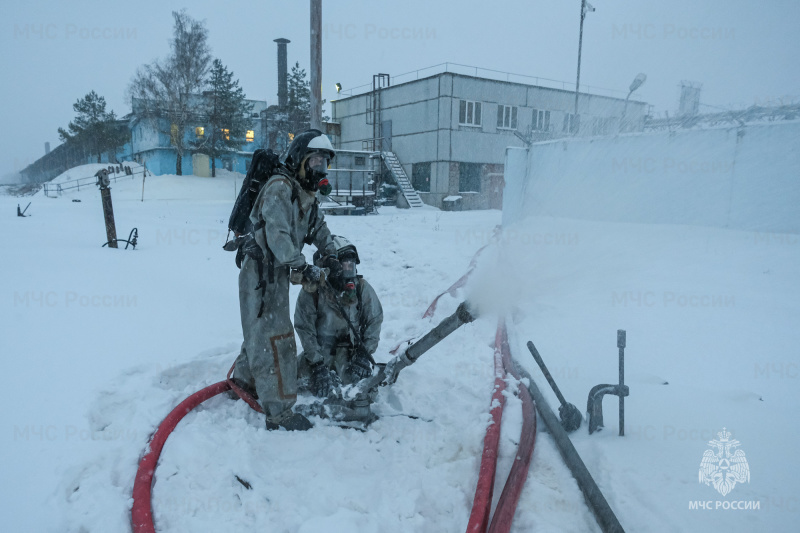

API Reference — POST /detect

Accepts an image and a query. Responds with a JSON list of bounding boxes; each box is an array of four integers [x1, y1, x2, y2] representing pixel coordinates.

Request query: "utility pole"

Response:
[[573, 0, 594, 136], [310, 0, 322, 131]]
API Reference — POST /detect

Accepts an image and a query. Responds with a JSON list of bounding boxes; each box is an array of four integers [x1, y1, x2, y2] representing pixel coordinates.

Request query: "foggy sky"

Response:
[[1, 0, 798, 181]]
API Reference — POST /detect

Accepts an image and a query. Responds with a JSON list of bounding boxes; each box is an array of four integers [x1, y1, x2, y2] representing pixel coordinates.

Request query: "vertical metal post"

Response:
[[101, 187, 118, 248], [141, 169, 146, 202], [573, 0, 586, 135], [310, 0, 322, 131], [617, 329, 626, 436]]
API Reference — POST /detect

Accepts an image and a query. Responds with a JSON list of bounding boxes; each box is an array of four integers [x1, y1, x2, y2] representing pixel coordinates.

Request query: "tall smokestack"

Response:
[[274, 38, 290, 109], [45, 142, 51, 155]]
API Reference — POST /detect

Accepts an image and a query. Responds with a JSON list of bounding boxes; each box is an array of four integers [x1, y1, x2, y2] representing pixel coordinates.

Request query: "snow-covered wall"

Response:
[[503, 121, 800, 234]]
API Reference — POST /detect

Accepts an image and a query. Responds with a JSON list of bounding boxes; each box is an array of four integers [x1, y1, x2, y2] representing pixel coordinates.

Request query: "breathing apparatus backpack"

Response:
[[227, 149, 284, 237]]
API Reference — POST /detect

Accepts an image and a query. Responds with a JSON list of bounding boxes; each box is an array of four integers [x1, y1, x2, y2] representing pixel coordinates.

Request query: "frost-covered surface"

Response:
[[1, 163, 798, 531]]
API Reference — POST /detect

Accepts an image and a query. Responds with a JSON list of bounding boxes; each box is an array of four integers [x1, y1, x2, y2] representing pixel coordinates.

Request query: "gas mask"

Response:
[[303, 153, 332, 195], [339, 259, 358, 305]]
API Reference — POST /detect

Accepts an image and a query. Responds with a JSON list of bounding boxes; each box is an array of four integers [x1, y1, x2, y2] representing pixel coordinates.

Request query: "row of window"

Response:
[[192, 126, 255, 143], [459, 100, 578, 133], [411, 162, 484, 193]]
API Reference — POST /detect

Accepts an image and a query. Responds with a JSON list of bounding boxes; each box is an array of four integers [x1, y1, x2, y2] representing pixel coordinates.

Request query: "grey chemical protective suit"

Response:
[[295, 278, 383, 387], [232, 172, 336, 424]]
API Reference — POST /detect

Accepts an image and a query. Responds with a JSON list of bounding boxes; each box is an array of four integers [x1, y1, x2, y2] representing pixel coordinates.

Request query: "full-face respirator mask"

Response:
[[304, 153, 332, 196]]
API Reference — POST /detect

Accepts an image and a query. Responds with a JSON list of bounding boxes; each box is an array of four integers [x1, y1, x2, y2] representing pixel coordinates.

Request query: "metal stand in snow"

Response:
[[526, 340, 583, 432], [587, 329, 629, 435], [102, 227, 139, 250], [96, 170, 119, 249]]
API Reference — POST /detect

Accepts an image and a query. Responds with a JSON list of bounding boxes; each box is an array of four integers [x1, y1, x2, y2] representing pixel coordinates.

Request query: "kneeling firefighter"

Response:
[[231, 129, 339, 431], [295, 236, 384, 397]]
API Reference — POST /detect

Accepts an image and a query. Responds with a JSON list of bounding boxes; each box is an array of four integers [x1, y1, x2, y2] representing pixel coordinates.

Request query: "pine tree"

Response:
[[192, 59, 254, 177], [58, 91, 126, 163], [286, 62, 311, 135]]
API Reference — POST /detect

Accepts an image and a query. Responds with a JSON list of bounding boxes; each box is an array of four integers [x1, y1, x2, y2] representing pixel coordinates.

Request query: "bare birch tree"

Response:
[[128, 10, 210, 175]]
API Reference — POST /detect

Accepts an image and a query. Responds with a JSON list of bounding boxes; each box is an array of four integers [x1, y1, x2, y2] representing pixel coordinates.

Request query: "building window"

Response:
[[412, 162, 431, 192], [563, 113, 578, 134], [532, 109, 550, 131], [497, 105, 518, 130], [246, 130, 254, 143], [195, 126, 205, 138], [459, 100, 482, 126], [458, 162, 481, 193], [170, 124, 179, 145], [221, 128, 230, 140], [355, 156, 366, 166]]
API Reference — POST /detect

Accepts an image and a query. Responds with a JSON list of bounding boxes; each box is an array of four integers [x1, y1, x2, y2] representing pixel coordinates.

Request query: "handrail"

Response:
[[43, 166, 145, 198]]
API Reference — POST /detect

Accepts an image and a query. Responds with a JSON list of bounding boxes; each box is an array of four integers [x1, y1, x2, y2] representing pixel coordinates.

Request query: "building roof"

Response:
[[332, 65, 646, 107]]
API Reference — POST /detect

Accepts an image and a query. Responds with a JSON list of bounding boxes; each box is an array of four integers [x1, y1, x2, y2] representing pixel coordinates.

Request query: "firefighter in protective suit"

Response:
[[232, 129, 338, 431], [295, 236, 384, 397]]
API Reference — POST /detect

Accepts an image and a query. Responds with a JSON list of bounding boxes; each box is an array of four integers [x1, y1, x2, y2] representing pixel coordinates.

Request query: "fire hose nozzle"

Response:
[[383, 351, 414, 385]]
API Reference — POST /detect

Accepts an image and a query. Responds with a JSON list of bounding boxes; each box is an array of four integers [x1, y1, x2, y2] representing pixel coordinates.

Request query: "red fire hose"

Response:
[[130, 380, 231, 533], [466, 319, 538, 533], [488, 320, 537, 533], [466, 325, 509, 532]]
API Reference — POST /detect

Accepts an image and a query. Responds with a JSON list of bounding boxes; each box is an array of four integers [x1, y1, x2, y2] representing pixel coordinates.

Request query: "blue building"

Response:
[[20, 94, 271, 183], [128, 94, 269, 176]]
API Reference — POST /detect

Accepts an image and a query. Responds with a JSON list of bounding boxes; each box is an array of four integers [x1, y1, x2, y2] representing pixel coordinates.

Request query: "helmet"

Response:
[[284, 129, 335, 194], [332, 235, 359, 264], [314, 236, 360, 300]]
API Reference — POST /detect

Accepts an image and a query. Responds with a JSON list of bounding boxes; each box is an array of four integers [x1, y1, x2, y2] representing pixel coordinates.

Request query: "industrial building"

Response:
[[330, 67, 649, 210]]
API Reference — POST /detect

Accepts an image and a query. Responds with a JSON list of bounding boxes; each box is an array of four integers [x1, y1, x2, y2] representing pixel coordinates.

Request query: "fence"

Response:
[[43, 165, 146, 198]]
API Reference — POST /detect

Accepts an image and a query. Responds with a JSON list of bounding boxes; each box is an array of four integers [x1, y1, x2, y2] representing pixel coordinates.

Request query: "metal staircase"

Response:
[[381, 151, 424, 208]]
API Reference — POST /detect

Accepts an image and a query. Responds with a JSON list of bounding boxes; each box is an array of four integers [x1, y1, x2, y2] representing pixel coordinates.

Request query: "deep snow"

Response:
[[1, 163, 798, 532]]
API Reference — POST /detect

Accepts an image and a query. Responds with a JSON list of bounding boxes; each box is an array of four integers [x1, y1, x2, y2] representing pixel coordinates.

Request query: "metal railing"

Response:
[[43, 165, 146, 198], [338, 62, 634, 100], [327, 168, 376, 197]]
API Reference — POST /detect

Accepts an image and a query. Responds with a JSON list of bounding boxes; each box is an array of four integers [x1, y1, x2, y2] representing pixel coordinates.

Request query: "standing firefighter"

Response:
[[230, 129, 338, 431], [295, 236, 384, 397]]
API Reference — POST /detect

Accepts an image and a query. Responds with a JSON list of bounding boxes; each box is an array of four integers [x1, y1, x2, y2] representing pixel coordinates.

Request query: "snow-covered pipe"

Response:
[[513, 362, 626, 532]]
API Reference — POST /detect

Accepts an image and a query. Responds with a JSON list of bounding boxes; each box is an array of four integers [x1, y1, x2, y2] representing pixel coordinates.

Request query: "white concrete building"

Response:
[[331, 70, 648, 210]]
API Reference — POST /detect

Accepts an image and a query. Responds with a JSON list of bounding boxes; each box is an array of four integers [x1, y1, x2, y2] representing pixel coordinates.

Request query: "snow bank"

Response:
[[503, 121, 800, 234], [4, 136, 798, 532]]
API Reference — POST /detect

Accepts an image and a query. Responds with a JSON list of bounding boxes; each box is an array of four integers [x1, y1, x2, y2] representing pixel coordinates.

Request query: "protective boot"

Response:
[[266, 412, 313, 431]]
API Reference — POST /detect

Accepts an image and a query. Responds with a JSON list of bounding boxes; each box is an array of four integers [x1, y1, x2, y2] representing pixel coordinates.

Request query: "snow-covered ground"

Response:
[[1, 164, 797, 531]]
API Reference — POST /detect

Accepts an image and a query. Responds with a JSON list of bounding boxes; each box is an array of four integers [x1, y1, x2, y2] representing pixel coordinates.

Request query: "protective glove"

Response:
[[321, 255, 342, 285], [346, 348, 373, 381], [291, 263, 326, 292], [310, 361, 333, 398]]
